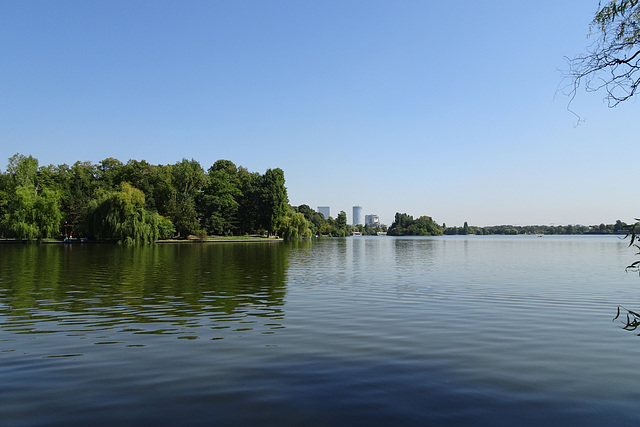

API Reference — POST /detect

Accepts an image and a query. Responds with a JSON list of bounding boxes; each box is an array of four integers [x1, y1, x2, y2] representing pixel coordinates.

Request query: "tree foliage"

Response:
[[84, 182, 159, 244], [443, 221, 629, 236], [261, 168, 288, 236], [565, 0, 640, 107], [2, 185, 62, 241], [0, 154, 291, 243], [1, 153, 62, 241], [279, 207, 312, 241], [7, 153, 38, 188], [199, 160, 242, 236], [388, 213, 442, 236], [295, 204, 326, 236]]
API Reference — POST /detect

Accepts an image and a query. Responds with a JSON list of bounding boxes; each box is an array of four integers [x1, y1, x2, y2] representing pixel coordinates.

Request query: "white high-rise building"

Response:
[[317, 206, 330, 220], [352, 206, 362, 226], [365, 214, 380, 227]]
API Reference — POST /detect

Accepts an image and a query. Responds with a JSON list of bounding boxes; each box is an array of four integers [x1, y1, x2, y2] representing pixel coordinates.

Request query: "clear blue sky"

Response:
[[1, 1, 636, 227]]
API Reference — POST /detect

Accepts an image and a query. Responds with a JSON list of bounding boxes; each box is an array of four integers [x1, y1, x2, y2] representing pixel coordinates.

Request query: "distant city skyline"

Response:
[[315, 205, 389, 227]]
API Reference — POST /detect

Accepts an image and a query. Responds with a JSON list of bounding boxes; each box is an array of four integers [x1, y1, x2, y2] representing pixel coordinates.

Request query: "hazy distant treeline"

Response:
[[384, 213, 629, 237], [442, 221, 628, 235]]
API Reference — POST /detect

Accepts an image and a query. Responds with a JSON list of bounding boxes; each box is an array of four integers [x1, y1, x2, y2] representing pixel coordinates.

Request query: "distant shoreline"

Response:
[[0, 234, 627, 245], [0, 236, 282, 244]]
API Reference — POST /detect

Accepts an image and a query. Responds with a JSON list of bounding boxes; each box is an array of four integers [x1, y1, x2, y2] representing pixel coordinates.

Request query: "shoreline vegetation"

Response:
[[0, 153, 632, 244]]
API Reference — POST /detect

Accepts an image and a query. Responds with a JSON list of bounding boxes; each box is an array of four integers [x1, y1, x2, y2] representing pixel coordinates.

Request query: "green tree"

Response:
[[388, 212, 412, 236], [84, 182, 164, 244], [120, 159, 156, 207], [64, 161, 100, 232], [7, 153, 38, 188], [156, 215, 176, 239], [411, 216, 443, 236], [0, 173, 9, 226], [236, 170, 262, 234], [2, 185, 62, 241], [34, 187, 63, 238], [169, 159, 206, 237], [319, 215, 335, 236], [334, 210, 348, 237], [3, 154, 63, 240], [145, 164, 174, 215], [199, 160, 242, 235], [172, 158, 207, 196], [296, 204, 325, 236], [96, 157, 124, 190], [261, 168, 288, 236], [0, 155, 291, 242], [279, 206, 312, 241], [389, 212, 442, 236]]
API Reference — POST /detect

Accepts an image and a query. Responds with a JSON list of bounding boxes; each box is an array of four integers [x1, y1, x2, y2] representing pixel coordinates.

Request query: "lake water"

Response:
[[2, 235, 640, 426]]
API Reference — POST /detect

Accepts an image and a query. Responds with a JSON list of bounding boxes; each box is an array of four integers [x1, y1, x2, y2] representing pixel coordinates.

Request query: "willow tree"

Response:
[[84, 182, 168, 244], [2, 185, 62, 241], [565, 0, 640, 107], [2, 154, 62, 240], [278, 207, 312, 241]]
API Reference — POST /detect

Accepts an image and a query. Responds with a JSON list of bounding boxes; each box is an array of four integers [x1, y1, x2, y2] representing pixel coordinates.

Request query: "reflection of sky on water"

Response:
[[2, 237, 640, 425]]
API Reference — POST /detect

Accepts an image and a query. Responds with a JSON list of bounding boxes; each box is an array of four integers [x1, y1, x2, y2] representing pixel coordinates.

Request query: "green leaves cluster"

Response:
[[3, 185, 62, 241], [388, 213, 442, 236], [1, 154, 63, 241], [0, 154, 290, 243], [592, 0, 640, 38], [278, 207, 312, 241], [84, 183, 163, 244]]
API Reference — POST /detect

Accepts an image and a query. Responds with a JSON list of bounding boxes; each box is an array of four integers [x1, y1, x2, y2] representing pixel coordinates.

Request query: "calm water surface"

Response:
[[2, 236, 640, 426]]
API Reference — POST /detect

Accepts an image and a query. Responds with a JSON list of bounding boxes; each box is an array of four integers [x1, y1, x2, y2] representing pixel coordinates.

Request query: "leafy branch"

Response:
[[624, 218, 640, 273]]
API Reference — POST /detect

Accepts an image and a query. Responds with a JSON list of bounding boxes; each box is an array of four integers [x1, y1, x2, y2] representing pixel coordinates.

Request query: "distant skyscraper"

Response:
[[365, 214, 380, 227], [352, 206, 362, 226], [318, 206, 330, 220]]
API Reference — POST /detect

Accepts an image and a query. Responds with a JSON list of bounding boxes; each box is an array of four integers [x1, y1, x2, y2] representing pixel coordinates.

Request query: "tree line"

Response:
[[0, 152, 384, 243], [442, 221, 629, 236], [0, 153, 630, 243], [0, 154, 295, 243], [385, 213, 629, 237]]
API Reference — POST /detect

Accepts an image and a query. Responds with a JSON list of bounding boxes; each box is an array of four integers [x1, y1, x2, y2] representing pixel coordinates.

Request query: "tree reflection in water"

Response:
[[0, 242, 290, 341]]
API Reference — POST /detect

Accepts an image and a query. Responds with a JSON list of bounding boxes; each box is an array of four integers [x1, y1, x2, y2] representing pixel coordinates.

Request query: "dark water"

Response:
[[2, 236, 640, 426]]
